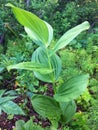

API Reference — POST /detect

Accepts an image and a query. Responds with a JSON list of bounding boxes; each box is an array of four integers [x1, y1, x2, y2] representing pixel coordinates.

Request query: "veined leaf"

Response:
[[54, 74, 89, 102], [0, 101, 25, 115], [0, 96, 17, 104], [6, 3, 53, 47], [53, 21, 90, 53], [31, 94, 61, 119], [7, 62, 53, 74], [60, 101, 76, 123], [32, 47, 62, 82], [0, 92, 24, 115]]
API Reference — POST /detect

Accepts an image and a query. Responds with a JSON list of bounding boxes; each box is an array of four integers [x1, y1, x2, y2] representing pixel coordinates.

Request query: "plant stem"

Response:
[[5, 24, 19, 38], [45, 47, 56, 93]]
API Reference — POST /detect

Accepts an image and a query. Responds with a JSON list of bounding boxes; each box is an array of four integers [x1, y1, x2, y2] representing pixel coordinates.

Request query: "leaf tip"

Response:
[[7, 66, 11, 72], [5, 3, 14, 7], [83, 21, 90, 30]]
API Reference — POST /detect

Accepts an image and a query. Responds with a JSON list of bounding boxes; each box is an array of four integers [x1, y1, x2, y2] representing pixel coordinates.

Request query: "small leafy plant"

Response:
[[6, 3, 90, 129], [14, 118, 59, 130], [14, 119, 44, 130]]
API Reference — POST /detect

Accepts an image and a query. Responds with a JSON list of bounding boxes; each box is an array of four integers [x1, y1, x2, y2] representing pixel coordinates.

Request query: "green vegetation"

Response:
[[0, 0, 98, 130]]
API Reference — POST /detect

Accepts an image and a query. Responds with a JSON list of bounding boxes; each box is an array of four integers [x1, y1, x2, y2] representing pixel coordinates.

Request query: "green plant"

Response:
[[13, 118, 44, 130], [87, 100, 98, 130], [76, 88, 92, 111], [69, 111, 90, 130], [6, 4, 90, 129], [13, 118, 57, 130], [0, 89, 24, 115]]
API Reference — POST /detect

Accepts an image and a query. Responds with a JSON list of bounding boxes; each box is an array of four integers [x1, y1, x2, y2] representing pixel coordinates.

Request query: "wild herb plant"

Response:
[[6, 3, 90, 129], [14, 118, 60, 130], [14, 119, 44, 130]]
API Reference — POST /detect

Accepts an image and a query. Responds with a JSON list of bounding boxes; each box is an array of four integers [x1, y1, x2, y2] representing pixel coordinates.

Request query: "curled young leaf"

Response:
[[32, 47, 62, 82]]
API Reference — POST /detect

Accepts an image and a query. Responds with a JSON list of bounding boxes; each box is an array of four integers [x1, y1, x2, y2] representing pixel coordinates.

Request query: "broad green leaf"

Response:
[[0, 92, 22, 115], [0, 101, 25, 115], [53, 21, 90, 53], [25, 21, 53, 47], [31, 95, 61, 119], [6, 3, 53, 47], [0, 92, 24, 115], [60, 101, 76, 123], [7, 62, 53, 74], [54, 74, 89, 102], [15, 120, 25, 130], [4, 90, 18, 96], [32, 47, 61, 82], [0, 89, 6, 97], [0, 96, 17, 104]]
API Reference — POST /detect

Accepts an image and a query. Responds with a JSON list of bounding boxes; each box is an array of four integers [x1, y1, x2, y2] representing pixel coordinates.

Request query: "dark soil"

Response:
[[0, 85, 53, 130]]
